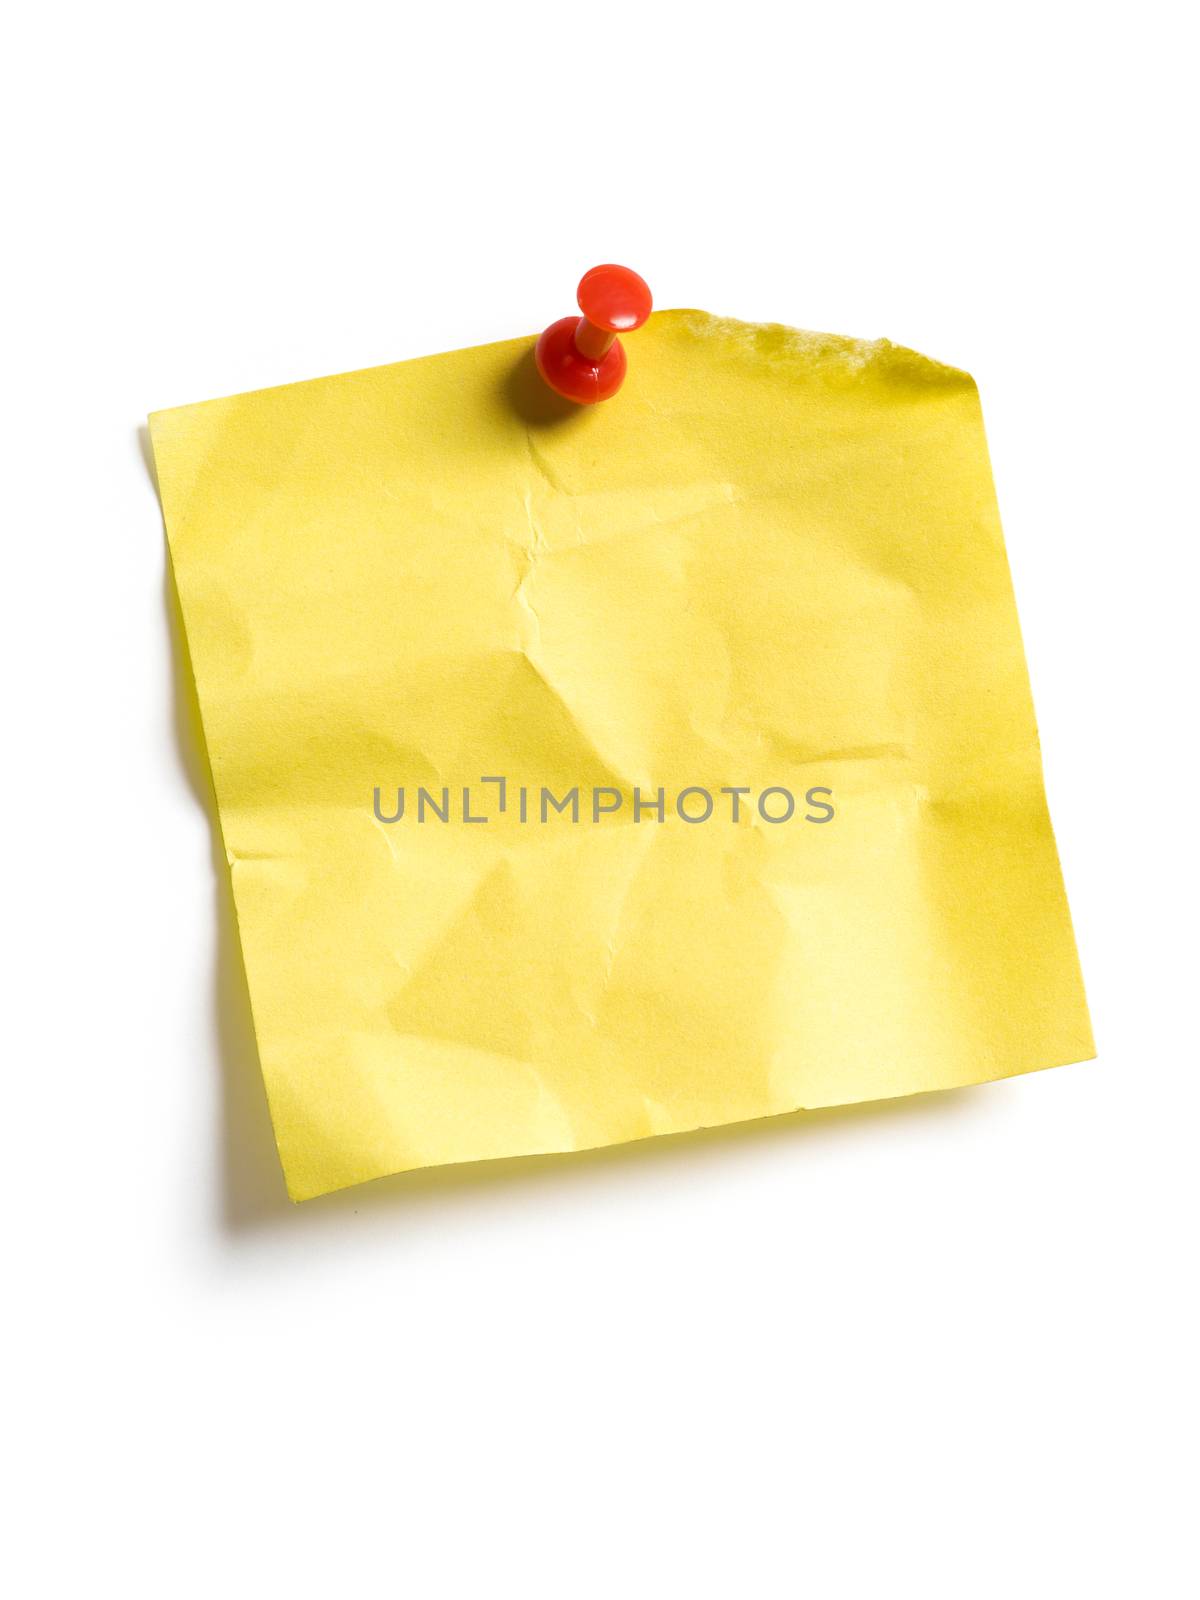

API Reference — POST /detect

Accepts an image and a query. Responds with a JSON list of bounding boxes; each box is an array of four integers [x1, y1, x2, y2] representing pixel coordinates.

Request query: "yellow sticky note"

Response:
[[151, 312, 1093, 1200]]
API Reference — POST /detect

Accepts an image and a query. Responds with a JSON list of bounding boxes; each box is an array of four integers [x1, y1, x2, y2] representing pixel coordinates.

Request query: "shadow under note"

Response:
[[249, 1087, 983, 1243]]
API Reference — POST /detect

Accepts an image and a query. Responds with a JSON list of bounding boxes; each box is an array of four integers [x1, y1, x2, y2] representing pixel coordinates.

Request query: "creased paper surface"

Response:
[[150, 311, 1093, 1200]]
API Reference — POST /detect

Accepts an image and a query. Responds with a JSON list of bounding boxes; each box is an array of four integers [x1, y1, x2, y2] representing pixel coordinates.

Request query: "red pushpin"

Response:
[[535, 265, 653, 404]]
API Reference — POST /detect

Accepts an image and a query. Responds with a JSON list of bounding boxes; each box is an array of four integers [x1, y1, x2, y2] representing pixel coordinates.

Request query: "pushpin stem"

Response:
[[573, 318, 617, 362]]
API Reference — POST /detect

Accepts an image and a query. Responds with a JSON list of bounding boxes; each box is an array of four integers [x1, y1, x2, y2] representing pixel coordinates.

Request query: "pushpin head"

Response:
[[535, 264, 653, 404]]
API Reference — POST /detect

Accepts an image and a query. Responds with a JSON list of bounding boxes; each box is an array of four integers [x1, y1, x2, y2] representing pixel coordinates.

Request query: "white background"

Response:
[[6, 4, 1196, 1595]]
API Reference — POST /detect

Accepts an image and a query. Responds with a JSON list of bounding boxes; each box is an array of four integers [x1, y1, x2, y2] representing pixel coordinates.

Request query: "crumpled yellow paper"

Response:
[[150, 311, 1093, 1200]]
